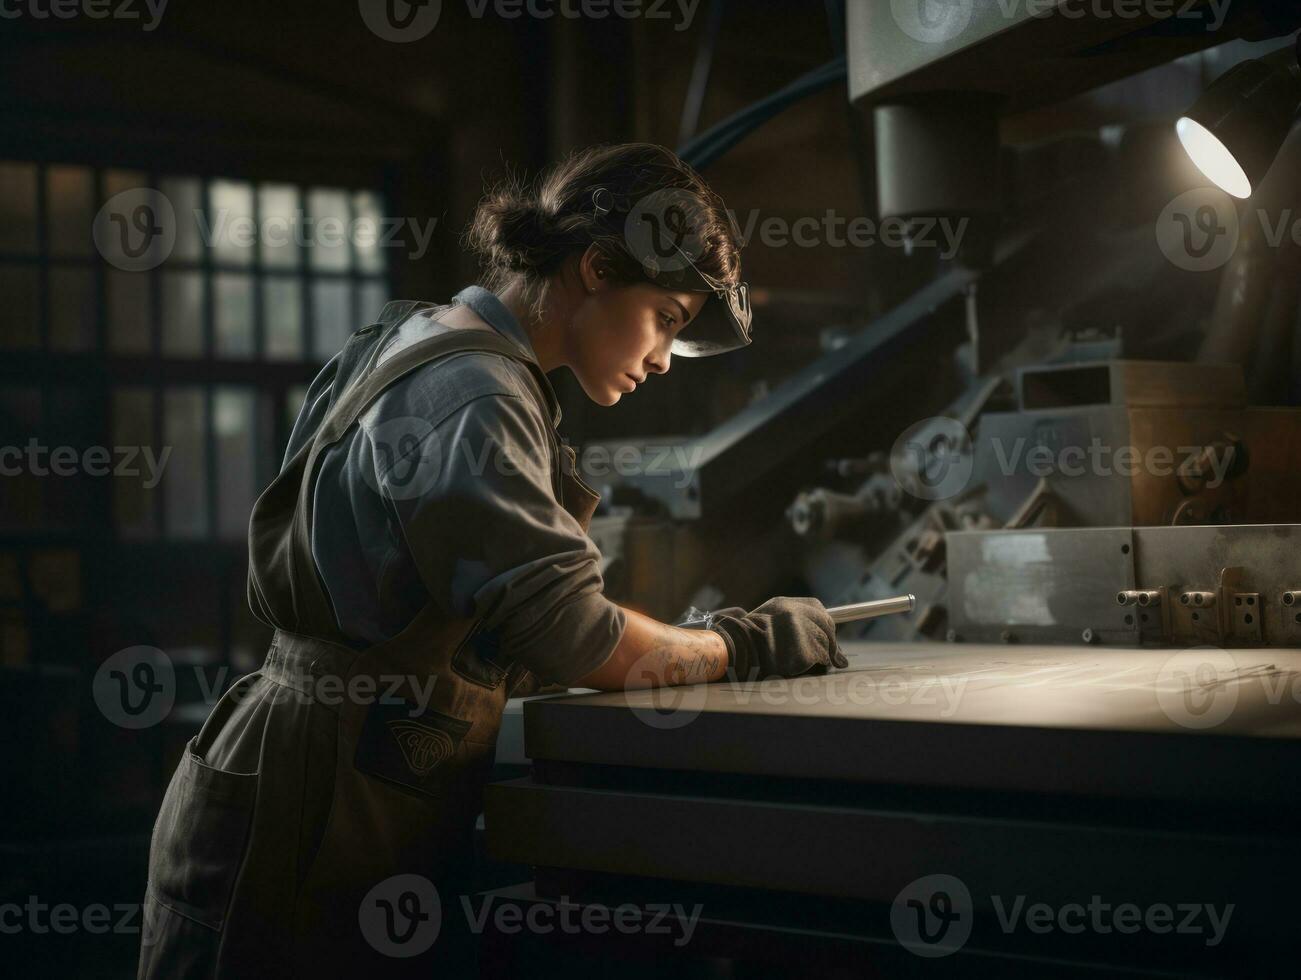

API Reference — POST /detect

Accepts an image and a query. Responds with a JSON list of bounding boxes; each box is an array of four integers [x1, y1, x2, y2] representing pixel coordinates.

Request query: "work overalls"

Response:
[[137, 301, 601, 978]]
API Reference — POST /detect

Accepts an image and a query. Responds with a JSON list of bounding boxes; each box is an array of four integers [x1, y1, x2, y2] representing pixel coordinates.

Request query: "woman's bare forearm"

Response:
[[572, 605, 729, 691]]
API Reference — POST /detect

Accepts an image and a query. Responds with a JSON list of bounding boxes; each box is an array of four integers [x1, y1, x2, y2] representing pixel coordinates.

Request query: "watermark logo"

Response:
[[891, 874, 973, 957], [890, 418, 1241, 503], [890, 0, 973, 44], [93, 188, 177, 272], [90, 645, 441, 729], [1156, 187, 1240, 272], [1155, 647, 1243, 730], [622, 650, 710, 730], [890, 416, 974, 501], [92, 646, 176, 730], [625, 188, 707, 277], [891, 874, 1235, 957], [358, 415, 444, 502], [360, 874, 442, 957], [94, 186, 437, 269], [359, 0, 442, 41], [894, 0, 1232, 44]]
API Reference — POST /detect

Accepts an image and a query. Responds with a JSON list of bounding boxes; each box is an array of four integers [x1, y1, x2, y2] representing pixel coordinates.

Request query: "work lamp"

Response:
[[1176, 39, 1301, 199]]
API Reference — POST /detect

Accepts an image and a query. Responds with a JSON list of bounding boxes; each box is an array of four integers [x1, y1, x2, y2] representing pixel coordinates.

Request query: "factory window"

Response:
[[0, 160, 392, 541]]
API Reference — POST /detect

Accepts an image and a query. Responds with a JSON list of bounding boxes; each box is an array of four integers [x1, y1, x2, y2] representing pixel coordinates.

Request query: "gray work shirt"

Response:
[[284, 285, 626, 686]]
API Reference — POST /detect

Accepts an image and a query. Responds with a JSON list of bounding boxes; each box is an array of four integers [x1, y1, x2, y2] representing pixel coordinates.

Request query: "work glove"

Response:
[[706, 597, 848, 681]]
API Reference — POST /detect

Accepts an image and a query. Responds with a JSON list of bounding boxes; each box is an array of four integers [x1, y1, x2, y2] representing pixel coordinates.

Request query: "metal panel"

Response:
[[948, 524, 1301, 646], [948, 527, 1136, 643]]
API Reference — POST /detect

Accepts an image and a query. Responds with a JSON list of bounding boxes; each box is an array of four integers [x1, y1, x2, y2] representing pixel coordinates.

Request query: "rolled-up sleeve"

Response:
[[391, 387, 626, 686]]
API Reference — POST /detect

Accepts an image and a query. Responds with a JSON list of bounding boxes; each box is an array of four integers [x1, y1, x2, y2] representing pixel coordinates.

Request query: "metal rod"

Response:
[[827, 594, 915, 624]]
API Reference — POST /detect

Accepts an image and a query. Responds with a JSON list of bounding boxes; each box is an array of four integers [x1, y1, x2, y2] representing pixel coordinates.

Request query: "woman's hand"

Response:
[[708, 597, 847, 680], [571, 597, 847, 692]]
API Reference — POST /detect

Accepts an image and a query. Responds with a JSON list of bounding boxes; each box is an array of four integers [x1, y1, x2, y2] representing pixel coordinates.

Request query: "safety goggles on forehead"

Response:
[[595, 185, 753, 358], [639, 242, 753, 359]]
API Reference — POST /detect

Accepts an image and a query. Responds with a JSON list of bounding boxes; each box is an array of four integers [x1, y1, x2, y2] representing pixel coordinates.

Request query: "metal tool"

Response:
[[826, 594, 915, 624], [677, 593, 915, 631]]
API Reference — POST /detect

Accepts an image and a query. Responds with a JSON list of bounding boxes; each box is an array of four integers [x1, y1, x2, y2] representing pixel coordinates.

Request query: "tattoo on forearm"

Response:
[[638, 627, 725, 687]]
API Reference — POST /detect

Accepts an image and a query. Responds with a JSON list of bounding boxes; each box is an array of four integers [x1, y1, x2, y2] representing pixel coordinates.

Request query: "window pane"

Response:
[[214, 387, 255, 540], [161, 270, 203, 356], [49, 266, 96, 352], [359, 279, 387, 324], [113, 388, 157, 539], [47, 165, 94, 257], [163, 388, 208, 538], [0, 162, 37, 254], [214, 273, 254, 358], [46, 386, 96, 531], [307, 188, 351, 272], [161, 176, 203, 263], [353, 190, 385, 274], [0, 387, 42, 532], [210, 180, 255, 267], [104, 170, 147, 198], [264, 276, 302, 360], [0, 264, 40, 349], [260, 184, 301, 269], [108, 269, 152, 353], [311, 279, 352, 360]]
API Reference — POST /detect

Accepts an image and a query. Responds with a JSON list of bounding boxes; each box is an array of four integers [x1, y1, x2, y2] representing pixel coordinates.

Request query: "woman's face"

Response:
[[567, 281, 707, 406]]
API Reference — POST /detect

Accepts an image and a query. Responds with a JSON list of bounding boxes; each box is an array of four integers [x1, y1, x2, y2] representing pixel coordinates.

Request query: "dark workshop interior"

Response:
[[4, 0, 1301, 977]]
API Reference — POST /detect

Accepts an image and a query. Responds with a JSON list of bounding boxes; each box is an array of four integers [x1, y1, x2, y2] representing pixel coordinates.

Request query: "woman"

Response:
[[138, 143, 845, 979]]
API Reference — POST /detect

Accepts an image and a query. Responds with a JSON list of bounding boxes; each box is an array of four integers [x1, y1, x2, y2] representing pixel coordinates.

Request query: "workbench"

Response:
[[482, 643, 1301, 977]]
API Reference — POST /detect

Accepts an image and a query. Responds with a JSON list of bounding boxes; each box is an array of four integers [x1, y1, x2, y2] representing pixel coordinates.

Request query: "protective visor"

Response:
[[639, 243, 753, 358]]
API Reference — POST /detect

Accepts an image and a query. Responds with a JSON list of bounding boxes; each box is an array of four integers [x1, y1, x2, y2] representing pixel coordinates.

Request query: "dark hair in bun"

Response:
[[464, 143, 741, 316]]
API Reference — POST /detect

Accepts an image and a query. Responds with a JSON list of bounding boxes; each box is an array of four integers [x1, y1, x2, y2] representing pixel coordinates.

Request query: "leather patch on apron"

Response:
[[354, 701, 473, 795]]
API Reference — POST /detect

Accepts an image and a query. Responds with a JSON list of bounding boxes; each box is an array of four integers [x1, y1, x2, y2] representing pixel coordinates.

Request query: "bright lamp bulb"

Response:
[[1176, 116, 1253, 199]]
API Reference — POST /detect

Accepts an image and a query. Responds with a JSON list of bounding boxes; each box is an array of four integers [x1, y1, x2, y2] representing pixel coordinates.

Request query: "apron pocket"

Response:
[[139, 736, 257, 976], [354, 699, 472, 797]]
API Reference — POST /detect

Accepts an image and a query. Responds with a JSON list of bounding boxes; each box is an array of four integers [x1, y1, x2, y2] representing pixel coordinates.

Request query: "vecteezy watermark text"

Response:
[[888, 415, 1238, 502], [0, 0, 168, 30], [989, 437, 1235, 487], [91, 646, 441, 729], [731, 210, 970, 259], [890, 0, 1231, 47], [358, 874, 703, 958], [93, 188, 437, 272], [358, 0, 700, 43], [891, 873, 1234, 958], [0, 440, 170, 488]]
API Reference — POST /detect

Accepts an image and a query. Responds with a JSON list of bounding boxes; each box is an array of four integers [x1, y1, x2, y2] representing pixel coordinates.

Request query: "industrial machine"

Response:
[[484, 2, 1301, 975]]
